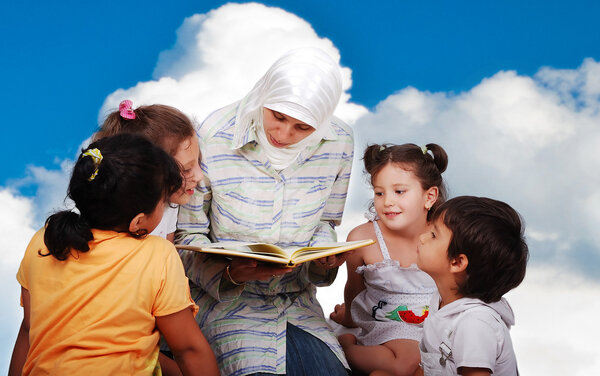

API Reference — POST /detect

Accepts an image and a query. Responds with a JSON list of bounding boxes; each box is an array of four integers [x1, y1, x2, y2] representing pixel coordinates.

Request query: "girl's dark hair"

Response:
[[431, 196, 529, 303], [43, 133, 182, 260], [363, 143, 448, 219], [94, 104, 195, 156]]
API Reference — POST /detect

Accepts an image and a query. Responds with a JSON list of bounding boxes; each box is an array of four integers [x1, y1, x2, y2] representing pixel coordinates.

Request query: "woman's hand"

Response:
[[227, 257, 292, 283], [315, 252, 352, 270]]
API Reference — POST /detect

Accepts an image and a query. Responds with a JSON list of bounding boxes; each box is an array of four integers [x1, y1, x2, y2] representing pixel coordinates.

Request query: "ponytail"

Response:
[[41, 133, 183, 261], [424, 143, 448, 174], [42, 211, 93, 260], [363, 144, 389, 177]]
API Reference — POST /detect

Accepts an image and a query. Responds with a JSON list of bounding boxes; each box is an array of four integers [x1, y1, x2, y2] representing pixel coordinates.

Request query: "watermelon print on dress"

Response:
[[385, 305, 429, 324]]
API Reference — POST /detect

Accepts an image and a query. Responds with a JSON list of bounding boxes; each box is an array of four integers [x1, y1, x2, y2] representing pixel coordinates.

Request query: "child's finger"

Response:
[[326, 255, 336, 266]]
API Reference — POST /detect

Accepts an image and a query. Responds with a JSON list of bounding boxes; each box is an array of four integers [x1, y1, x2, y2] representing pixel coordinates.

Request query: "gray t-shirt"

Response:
[[420, 291, 519, 375]]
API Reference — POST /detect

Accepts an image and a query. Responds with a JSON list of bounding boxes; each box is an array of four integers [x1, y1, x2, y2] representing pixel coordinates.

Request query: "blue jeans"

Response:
[[249, 323, 348, 376]]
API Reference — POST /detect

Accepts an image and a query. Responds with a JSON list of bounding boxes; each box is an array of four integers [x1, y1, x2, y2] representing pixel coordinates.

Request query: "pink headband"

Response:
[[119, 100, 136, 120]]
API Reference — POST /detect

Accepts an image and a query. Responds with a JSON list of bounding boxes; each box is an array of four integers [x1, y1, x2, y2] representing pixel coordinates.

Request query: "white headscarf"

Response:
[[233, 47, 343, 170]]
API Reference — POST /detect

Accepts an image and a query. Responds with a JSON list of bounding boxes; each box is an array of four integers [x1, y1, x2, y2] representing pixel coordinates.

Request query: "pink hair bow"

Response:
[[119, 100, 136, 120]]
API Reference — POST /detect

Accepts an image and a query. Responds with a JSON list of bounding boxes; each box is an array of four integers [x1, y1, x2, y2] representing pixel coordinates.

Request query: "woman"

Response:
[[176, 47, 354, 375]]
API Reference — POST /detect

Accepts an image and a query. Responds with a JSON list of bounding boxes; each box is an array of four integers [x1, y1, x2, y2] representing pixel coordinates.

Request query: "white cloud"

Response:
[[0, 190, 36, 373], [0, 163, 72, 373], [351, 61, 600, 268], [506, 266, 600, 375], [0, 190, 36, 267], [535, 57, 600, 110], [99, 2, 367, 128], [8, 160, 73, 224]]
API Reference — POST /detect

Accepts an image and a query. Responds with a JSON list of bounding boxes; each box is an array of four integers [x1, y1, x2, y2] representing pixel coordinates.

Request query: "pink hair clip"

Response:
[[119, 100, 136, 120]]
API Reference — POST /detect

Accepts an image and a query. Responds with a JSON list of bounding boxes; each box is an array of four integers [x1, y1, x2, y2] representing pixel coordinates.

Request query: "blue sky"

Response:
[[2, 0, 599, 185], [2, 1, 600, 374]]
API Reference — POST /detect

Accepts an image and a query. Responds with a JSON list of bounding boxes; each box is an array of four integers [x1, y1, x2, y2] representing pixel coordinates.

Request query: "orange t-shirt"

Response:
[[17, 229, 198, 375]]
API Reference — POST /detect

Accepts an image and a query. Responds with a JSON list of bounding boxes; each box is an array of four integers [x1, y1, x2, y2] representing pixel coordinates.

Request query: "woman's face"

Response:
[[262, 108, 315, 148]]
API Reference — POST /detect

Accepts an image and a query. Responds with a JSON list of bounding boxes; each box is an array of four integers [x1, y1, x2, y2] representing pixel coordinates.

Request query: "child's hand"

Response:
[[330, 303, 356, 327], [330, 303, 346, 324], [227, 258, 292, 283], [315, 252, 352, 269]]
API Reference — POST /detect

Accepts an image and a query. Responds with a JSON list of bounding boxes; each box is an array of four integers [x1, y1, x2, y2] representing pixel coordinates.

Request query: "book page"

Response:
[[289, 239, 375, 264], [289, 239, 374, 257], [176, 244, 292, 265], [194, 242, 289, 258]]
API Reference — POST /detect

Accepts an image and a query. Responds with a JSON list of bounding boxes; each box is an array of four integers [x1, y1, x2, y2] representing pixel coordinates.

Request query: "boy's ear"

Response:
[[425, 186, 439, 210], [450, 253, 468, 274], [129, 212, 146, 234]]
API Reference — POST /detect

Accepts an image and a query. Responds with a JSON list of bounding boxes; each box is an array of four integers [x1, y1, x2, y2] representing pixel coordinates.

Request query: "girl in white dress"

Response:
[[330, 143, 448, 375]]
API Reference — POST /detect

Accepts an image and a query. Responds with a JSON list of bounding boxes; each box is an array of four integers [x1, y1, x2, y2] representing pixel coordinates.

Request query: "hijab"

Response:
[[233, 47, 343, 170]]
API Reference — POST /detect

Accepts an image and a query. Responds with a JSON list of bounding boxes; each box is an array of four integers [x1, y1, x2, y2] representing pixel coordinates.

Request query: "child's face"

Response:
[[417, 217, 453, 279], [372, 164, 432, 232], [170, 136, 203, 205]]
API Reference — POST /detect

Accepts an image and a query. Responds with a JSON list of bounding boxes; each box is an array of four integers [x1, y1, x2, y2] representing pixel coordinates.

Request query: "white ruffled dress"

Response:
[[350, 217, 437, 345]]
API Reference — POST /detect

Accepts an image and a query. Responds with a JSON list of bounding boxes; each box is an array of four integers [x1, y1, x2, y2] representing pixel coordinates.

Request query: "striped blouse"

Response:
[[175, 102, 354, 375]]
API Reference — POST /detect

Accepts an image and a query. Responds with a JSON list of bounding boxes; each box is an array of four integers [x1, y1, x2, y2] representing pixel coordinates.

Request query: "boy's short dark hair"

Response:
[[431, 196, 529, 303]]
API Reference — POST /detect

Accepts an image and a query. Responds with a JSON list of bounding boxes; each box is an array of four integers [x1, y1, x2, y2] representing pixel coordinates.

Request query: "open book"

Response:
[[175, 239, 375, 266]]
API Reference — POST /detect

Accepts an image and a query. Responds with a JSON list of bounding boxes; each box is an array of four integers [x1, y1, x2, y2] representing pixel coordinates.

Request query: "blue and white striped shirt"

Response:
[[176, 102, 353, 375]]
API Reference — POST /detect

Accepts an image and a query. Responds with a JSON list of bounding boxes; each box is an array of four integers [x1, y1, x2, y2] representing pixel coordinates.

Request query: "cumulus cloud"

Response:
[[0, 190, 36, 267], [506, 267, 600, 375], [350, 61, 600, 278], [0, 162, 73, 372], [99, 2, 367, 127], [0, 190, 36, 372], [8, 160, 73, 225]]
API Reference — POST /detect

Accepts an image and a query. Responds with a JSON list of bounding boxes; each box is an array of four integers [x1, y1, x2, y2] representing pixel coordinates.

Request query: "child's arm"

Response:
[[159, 353, 183, 376], [340, 250, 366, 327], [166, 232, 175, 243], [458, 367, 491, 376], [330, 226, 367, 327], [9, 287, 30, 376], [156, 307, 219, 376]]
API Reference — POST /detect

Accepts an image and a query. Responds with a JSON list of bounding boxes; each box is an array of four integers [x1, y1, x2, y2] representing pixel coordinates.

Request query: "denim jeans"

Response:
[[249, 323, 348, 376]]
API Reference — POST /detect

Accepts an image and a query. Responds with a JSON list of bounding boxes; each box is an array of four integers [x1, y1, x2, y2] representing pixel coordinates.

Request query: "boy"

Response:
[[415, 196, 528, 375]]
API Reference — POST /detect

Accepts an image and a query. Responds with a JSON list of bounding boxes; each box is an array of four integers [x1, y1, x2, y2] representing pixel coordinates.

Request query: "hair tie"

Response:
[[82, 148, 103, 181], [119, 100, 136, 120], [379, 145, 386, 152], [420, 145, 428, 155]]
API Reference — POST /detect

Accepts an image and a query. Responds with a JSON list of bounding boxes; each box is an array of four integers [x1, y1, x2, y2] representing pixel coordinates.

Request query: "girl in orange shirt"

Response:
[[9, 134, 218, 376]]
